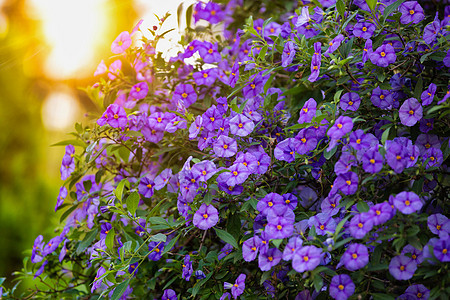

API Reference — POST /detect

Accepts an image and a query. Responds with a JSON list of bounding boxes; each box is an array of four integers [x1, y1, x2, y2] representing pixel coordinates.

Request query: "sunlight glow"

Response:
[[41, 89, 80, 131], [27, 0, 108, 79]]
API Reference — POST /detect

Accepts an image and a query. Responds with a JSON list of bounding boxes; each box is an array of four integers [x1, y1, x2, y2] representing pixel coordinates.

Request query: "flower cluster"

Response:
[[3, 0, 449, 299]]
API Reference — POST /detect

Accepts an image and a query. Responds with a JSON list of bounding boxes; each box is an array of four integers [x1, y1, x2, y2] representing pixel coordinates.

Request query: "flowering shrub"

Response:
[[2, 0, 450, 299]]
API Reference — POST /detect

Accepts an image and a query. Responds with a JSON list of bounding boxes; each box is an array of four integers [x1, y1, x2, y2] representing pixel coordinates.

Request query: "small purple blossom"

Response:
[[399, 98, 423, 126], [369, 44, 396, 68], [193, 204, 219, 230], [329, 274, 355, 300], [389, 255, 417, 280], [339, 243, 369, 271], [292, 245, 322, 272], [393, 191, 422, 214], [399, 1, 425, 24]]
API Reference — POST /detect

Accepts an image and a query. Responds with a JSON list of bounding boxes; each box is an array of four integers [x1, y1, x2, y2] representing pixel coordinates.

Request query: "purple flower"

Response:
[[31, 235, 44, 263], [282, 41, 296, 67], [139, 176, 155, 198], [97, 104, 128, 128], [213, 136, 238, 158], [309, 42, 321, 82], [325, 34, 344, 56], [353, 21, 375, 39], [283, 236, 303, 261], [130, 82, 148, 100], [361, 147, 384, 174], [295, 128, 318, 155], [193, 68, 217, 86], [257, 192, 285, 216], [55, 186, 68, 211], [154, 168, 173, 190], [182, 254, 193, 281], [91, 266, 106, 292], [226, 163, 250, 186], [265, 211, 294, 239], [399, 1, 425, 24], [242, 73, 265, 98], [369, 202, 394, 225], [327, 116, 353, 150], [399, 98, 423, 126], [198, 42, 221, 63], [224, 273, 246, 299], [369, 44, 396, 68], [242, 236, 261, 262], [427, 213, 450, 239], [423, 19, 441, 44], [349, 213, 374, 239], [339, 243, 369, 271], [333, 171, 358, 195], [218, 243, 234, 260], [191, 161, 217, 182], [162, 289, 177, 300], [282, 193, 298, 210], [340, 92, 360, 111], [402, 244, 424, 264], [229, 62, 239, 88], [274, 138, 299, 163], [389, 255, 417, 280], [42, 236, 63, 256], [258, 247, 282, 271], [193, 203, 219, 230], [433, 238, 450, 262], [362, 39, 372, 64], [229, 114, 254, 137], [148, 241, 164, 261], [292, 245, 322, 272], [298, 98, 317, 124], [308, 213, 337, 235], [173, 84, 197, 108], [393, 191, 422, 214], [402, 284, 430, 300], [329, 274, 355, 300]]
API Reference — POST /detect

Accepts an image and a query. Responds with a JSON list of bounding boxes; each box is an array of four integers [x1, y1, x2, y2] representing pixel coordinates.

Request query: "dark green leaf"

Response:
[[336, 0, 345, 18], [214, 228, 239, 249], [186, 4, 193, 28], [382, 0, 405, 22], [162, 234, 180, 255], [126, 192, 140, 216], [110, 278, 131, 300], [105, 228, 115, 251], [324, 145, 337, 160], [356, 201, 370, 212], [76, 228, 98, 255]]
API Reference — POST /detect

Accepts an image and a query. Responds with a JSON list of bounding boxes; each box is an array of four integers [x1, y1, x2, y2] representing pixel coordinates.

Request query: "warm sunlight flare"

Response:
[[27, 0, 108, 79], [41, 89, 80, 130]]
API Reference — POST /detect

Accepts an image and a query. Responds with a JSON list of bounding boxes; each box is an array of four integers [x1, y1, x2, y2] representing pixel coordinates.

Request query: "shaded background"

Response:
[[0, 0, 186, 292]]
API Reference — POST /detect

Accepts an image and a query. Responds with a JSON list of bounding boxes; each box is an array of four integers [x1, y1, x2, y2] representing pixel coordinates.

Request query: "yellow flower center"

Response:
[[268, 256, 273, 261], [356, 139, 361, 144], [329, 42, 333, 46], [303, 256, 309, 262], [238, 123, 243, 128], [233, 171, 238, 176], [303, 108, 308, 113], [362, 27, 367, 32], [400, 265, 405, 271], [437, 225, 442, 230], [346, 180, 351, 185], [405, 200, 411, 206], [410, 10, 414, 15], [114, 114, 119, 119], [203, 73, 208, 78], [182, 93, 188, 98], [136, 87, 141, 92], [118, 41, 123, 46], [358, 223, 363, 228], [409, 110, 414, 115], [380, 95, 385, 99], [202, 170, 207, 175], [380, 52, 386, 57], [157, 117, 162, 122], [191, 179, 196, 183], [223, 144, 228, 149], [301, 138, 306, 143], [147, 184, 152, 188], [376, 210, 381, 215], [320, 225, 325, 230], [203, 214, 208, 219], [277, 225, 282, 230], [348, 101, 353, 106], [337, 123, 343, 129], [208, 49, 213, 54], [352, 253, 358, 259], [268, 202, 273, 207]]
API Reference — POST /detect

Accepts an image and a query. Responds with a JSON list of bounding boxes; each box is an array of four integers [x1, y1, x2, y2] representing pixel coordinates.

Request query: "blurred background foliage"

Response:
[[0, 0, 154, 293]]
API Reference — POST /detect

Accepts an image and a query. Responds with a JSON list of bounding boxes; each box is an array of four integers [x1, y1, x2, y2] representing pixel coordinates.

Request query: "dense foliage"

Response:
[[2, 0, 450, 299]]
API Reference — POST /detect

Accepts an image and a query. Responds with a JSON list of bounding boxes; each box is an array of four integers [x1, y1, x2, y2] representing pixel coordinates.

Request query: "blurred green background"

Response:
[[0, 0, 185, 293]]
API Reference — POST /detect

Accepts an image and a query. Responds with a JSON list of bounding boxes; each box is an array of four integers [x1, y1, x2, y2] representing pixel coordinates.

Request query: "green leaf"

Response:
[[177, 2, 183, 30], [110, 278, 131, 300], [51, 139, 87, 147], [372, 294, 395, 300], [162, 234, 180, 255], [76, 228, 99, 255], [356, 201, 370, 212], [336, 0, 345, 18], [381, 126, 391, 145], [126, 192, 140, 216], [313, 274, 323, 292], [365, 0, 376, 11], [382, 0, 405, 21], [105, 228, 115, 251], [115, 179, 128, 201], [150, 233, 167, 243], [414, 77, 423, 100], [214, 228, 239, 249], [334, 215, 352, 237], [324, 145, 337, 160], [186, 4, 193, 28]]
